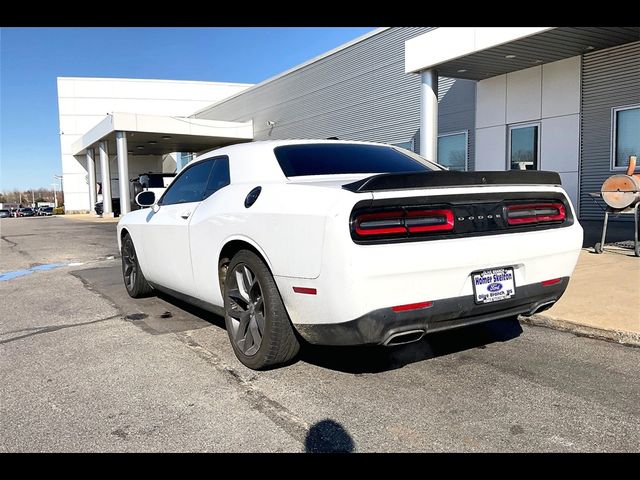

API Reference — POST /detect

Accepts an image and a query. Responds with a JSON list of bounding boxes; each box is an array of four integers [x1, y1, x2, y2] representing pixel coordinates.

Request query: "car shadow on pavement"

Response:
[[149, 289, 523, 374], [299, 318, 523, 374], [154, 292, 227, 330]]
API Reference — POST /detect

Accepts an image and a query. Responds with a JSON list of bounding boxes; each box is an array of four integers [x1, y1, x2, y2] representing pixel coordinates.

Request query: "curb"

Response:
[[59, 215, 120, 223], [520, 314, 640, 348]]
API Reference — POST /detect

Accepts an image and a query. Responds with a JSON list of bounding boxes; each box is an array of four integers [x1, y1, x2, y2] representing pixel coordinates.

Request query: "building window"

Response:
[[612, 105, 640, 170], [177, 152, 193, 172], [391, 140, 414, 152], [437, 131, 467, 171], [508, 123, 539, 170]]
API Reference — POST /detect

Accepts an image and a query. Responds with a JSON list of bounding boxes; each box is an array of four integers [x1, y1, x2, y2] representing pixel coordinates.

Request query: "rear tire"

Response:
[[223, 250, 300, 370], [121, 233, 154, 298]]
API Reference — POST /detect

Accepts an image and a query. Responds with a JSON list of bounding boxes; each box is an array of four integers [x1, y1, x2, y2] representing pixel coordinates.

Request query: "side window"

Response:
[[159, 160, 213, 206], [204, 157, 231, 199]]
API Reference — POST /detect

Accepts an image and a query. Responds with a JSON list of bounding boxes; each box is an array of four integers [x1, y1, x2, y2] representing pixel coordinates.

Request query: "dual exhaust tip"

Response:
[[383, 329, 426, 346]]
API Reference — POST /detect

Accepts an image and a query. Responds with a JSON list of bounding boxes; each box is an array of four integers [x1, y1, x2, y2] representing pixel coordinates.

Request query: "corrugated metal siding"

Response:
[[196, 27, 477, 170], [580, 41, 640, 220]]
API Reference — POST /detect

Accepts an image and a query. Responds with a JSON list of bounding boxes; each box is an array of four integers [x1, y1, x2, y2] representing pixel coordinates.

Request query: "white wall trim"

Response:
[[405, 27, 554, 74]]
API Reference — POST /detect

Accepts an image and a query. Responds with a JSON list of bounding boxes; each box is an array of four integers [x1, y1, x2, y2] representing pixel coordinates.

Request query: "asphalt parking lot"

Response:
[[1, 216, 639, 452]]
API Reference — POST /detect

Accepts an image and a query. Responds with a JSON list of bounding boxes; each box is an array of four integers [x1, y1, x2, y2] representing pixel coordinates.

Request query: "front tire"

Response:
[[224, 250, 300, 370], [121, 233, 154, 298]]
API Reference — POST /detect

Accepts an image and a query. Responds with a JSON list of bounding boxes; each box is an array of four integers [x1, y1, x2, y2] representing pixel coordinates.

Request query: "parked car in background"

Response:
[[118, 140, 583, 370], [39, 206, 54, 216], [95, 198, 121, 216], [130, 172, 176, 210], [132, 173, 176, 197], [95, 172, 176, 217], [0, 209, 11, 218], [17, 208, 35, 217]]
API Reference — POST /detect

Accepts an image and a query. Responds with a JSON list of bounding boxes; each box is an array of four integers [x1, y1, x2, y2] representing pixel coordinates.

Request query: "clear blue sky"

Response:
[[0, 27, 374, 191]]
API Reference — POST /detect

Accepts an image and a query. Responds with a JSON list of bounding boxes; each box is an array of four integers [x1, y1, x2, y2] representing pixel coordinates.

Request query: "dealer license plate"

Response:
[[472, 267, 516, 304]]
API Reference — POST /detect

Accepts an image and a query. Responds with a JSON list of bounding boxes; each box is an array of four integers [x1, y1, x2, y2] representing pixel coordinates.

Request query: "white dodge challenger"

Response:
[[117, 139, 583, 369]]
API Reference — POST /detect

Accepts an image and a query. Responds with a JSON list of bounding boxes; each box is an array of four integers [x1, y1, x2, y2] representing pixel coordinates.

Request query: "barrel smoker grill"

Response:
[[593, 155, 640, 257]]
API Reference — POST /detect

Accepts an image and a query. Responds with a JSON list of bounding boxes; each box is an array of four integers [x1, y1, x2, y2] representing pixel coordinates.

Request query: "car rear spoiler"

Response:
[[342, 170, 562, 193]]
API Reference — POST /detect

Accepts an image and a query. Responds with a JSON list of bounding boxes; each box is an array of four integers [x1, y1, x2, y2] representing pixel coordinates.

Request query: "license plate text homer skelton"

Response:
[[472, 268, 516, 304]]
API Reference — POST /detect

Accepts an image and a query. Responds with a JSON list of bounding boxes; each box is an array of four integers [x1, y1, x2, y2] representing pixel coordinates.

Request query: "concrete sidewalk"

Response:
[[524, 247, 640, 346]]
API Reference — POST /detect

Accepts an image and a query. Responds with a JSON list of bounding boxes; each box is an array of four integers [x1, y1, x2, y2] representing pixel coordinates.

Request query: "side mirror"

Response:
[[135, 191, 156, 208]]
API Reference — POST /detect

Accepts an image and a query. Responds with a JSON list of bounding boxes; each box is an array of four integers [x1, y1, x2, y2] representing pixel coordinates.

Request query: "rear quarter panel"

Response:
[[189, 182, 354, 306]]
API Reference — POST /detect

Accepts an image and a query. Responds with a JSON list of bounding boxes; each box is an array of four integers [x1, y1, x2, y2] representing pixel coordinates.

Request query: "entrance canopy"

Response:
[[406, 27, 640, 80], [72, 112, 253, 217], [71, 112, 253, 157]]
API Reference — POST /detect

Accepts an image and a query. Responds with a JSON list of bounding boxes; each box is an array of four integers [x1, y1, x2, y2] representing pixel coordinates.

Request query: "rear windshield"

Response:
[[273, 143, 438, 177]]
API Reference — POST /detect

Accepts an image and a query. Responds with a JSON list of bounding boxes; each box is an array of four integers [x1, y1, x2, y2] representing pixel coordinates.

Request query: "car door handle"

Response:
[[181, 211, 191, 219]]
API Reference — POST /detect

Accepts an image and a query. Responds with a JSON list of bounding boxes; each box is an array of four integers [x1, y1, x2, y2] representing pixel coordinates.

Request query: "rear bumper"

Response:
[[294, 277, 568, 346]]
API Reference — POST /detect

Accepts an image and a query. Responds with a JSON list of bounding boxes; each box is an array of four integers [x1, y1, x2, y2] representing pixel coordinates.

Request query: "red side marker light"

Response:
[[392, 301, 433, 312], [293, 287, 317, 295], [541, 278, 562, 287]]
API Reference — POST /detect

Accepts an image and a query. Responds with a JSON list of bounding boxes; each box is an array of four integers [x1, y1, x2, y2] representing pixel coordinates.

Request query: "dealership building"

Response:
[[58, 27, 639, 221]]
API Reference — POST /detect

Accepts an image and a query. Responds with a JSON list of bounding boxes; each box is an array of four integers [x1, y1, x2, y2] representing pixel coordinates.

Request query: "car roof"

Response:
[[196, 139, 402, 184], [200, 138, 392, 158]]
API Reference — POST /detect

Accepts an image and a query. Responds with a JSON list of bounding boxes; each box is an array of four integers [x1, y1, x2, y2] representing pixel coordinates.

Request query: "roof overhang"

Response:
[[71, 112, 253, 157], [406, 27, 640, 80]]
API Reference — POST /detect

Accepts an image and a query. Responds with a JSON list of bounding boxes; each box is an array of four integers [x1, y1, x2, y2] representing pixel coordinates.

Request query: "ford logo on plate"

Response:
[[487, 282, 503, 292]]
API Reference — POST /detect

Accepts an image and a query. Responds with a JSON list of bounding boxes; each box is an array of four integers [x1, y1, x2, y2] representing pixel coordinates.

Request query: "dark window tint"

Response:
[[204, 157, 231, 199], [274, 143, 435, 177], [160, 160, 213, 205]]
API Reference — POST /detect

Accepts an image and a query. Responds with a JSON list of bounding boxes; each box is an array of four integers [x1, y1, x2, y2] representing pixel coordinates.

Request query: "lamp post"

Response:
[[53, 174, 63, 209]]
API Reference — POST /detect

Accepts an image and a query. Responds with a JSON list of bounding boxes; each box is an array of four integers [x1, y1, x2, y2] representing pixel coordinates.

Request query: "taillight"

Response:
[[406, 209, 454, 233], [506, 202, 565, 226], [354, 211, 406, 236], [354, 208, 454, 238]]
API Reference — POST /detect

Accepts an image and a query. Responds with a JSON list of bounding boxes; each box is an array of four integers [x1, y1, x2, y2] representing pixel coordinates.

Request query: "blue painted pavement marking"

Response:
[[0, 263, 65, 282]]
